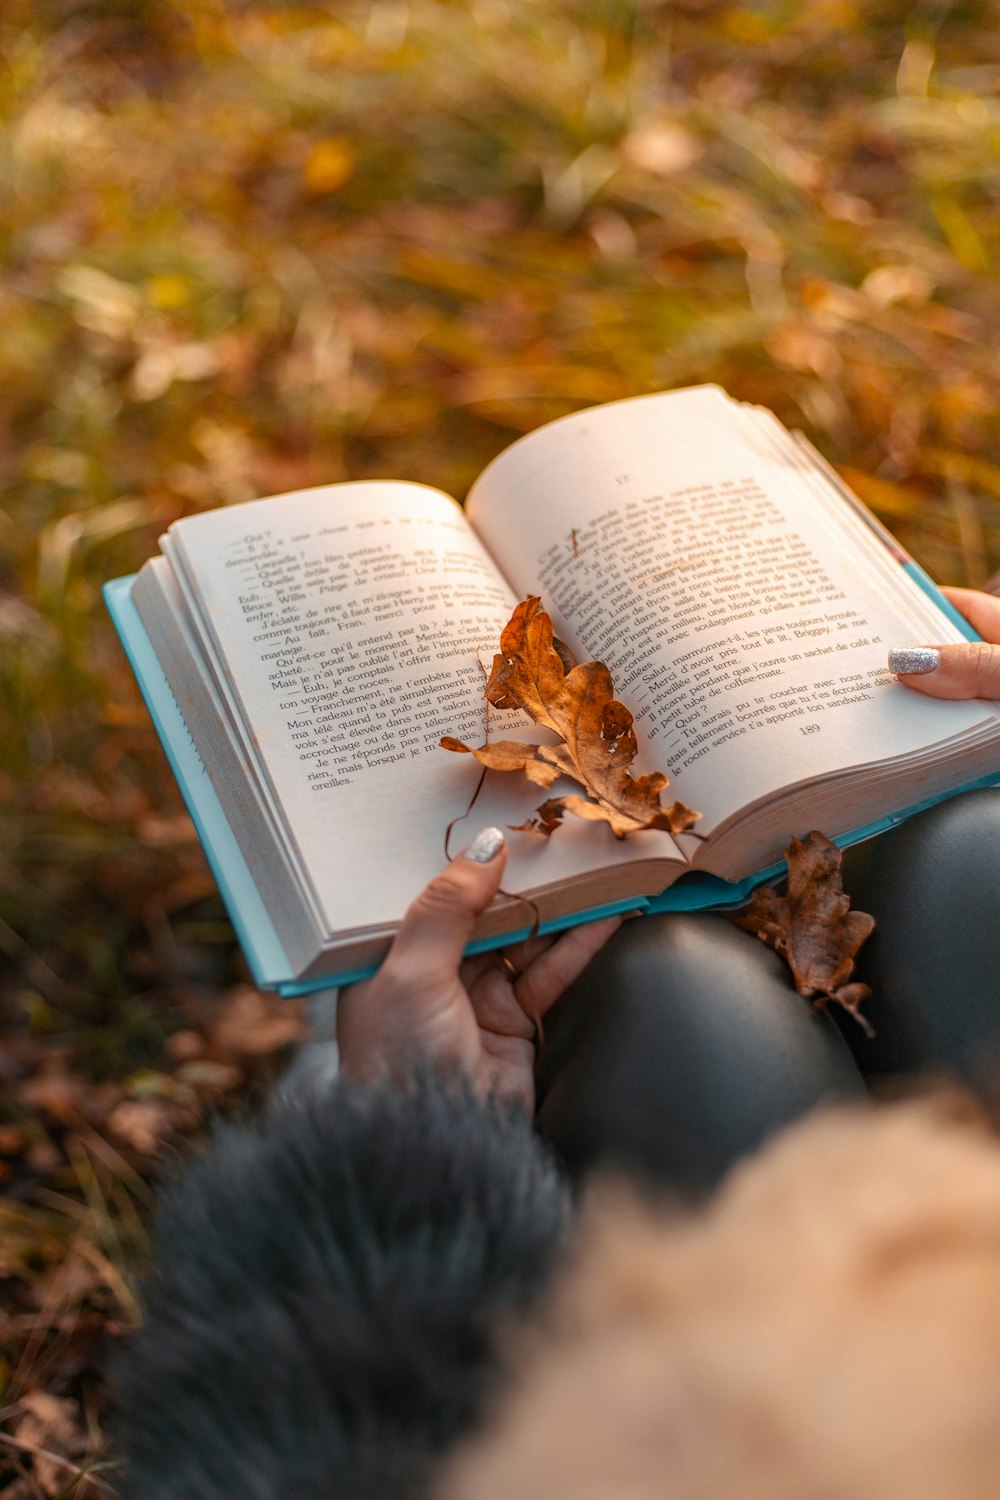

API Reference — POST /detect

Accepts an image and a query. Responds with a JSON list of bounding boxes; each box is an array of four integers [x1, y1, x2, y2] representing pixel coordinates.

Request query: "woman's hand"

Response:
[[889, 587, 1000, 700], [336, 827, 622, 1112]]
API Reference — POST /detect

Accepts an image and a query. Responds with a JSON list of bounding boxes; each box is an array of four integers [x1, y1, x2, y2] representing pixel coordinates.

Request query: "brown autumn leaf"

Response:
[[207, 986, 308, 1059], [732, 830, 875, 1034], [13, 1390, 85, 1496], [442, 596, 700, 840], [438, 736, 563, 790], [106, 1098, 178, 1156]]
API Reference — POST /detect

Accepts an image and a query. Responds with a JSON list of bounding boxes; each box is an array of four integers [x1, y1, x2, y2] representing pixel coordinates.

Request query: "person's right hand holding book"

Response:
[[890, 587, 1000, 699]]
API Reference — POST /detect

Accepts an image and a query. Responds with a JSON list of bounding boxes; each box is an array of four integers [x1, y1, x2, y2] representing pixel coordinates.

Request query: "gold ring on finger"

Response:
[[497, 951, 522, 982]]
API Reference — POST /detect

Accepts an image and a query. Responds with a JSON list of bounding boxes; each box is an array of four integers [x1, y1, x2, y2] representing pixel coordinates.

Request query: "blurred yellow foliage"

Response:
[[303, 138, 356, 194], [146, 273, 194, 310]]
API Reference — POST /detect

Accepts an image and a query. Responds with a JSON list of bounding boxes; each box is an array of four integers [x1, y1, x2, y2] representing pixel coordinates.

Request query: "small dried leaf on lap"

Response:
[[732, 830, 876, 1035], [442, 596, 700, 839]]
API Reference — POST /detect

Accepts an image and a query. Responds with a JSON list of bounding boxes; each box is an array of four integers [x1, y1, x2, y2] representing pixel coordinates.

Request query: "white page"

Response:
[[467, 389, 997, 839], [133, 557, 326, 970], [168, 481, 682, 936]]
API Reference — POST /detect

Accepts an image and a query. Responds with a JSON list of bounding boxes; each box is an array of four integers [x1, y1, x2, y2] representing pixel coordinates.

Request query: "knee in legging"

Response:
[[535, 914, 863, 1195], [840, 788, 1000, 1086]]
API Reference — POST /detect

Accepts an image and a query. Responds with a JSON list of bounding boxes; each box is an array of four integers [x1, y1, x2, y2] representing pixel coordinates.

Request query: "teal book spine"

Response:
[[104, 576, 297, 991]]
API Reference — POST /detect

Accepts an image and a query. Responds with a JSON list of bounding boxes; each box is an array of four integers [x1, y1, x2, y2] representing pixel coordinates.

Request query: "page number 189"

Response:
[[800, 722, 821, 735]]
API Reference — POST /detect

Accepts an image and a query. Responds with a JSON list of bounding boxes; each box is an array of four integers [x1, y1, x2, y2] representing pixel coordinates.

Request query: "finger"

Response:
[[380, 826, 508, 985], [464, 930, 563, 990], [467, 965, 538, 1040], [460, 950, 504, 989], [482, 932, 558, 981], [940, 587, 1000, 644], [515, 914, 623, 1022], [463, 939, 559, 1040], [518, 932, 558, 967], [888, 641, 1000, 701]]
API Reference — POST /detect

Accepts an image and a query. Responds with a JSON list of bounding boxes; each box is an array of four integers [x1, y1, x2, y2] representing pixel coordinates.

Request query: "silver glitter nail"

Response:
[[460, 826, 505, 862], [888, 647, 940, 675]]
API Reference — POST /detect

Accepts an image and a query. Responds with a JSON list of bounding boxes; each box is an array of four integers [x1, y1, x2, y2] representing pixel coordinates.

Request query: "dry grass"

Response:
[[2, 0, 1000, 1492]]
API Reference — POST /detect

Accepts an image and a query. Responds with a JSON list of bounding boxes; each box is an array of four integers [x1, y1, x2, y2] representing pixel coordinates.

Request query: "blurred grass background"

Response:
[[4, 0, 1000, 1017], [2, 0, 1000, 1486]]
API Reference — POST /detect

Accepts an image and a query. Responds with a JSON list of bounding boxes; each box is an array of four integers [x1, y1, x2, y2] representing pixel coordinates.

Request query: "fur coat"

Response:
[[115, 1070, 570, 1499], [117, 1074, 1000, 1500]]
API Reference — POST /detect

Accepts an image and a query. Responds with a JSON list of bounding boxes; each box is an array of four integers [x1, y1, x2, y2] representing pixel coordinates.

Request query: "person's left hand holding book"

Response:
[[337, 828, 622, 1112]]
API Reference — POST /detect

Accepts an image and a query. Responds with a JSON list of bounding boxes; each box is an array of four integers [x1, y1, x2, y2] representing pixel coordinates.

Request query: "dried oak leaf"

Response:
[[732, 830, 875, 1034], [441, 596, 699, 840]]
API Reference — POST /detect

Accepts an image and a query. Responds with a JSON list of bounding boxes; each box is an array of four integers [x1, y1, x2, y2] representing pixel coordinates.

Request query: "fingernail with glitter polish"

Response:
[[888, 647, 940, 676], [460, 827, 505, 862]]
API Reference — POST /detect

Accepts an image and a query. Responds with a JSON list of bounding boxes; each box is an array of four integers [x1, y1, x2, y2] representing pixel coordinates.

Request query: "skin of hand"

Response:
[[336, 829, 622, 1113], [892, 587, 1000, 700]]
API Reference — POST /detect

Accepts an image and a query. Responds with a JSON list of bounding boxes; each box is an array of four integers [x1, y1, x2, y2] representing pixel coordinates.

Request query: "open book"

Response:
[[106, 386, 1000, 994]]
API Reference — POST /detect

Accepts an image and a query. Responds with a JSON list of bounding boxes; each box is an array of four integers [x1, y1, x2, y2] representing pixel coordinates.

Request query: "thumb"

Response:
[[384, 827, 508, 981], [889, 642, 1000, 701]]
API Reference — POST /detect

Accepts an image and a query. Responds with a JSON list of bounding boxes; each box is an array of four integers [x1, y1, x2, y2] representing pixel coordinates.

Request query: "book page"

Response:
[[466, 389, 998, 840], [167, 482, 682, 937]]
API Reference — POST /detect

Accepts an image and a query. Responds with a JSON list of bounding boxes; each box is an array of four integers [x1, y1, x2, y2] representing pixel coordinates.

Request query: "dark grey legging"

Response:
[[535, 786, 1000, 1196]]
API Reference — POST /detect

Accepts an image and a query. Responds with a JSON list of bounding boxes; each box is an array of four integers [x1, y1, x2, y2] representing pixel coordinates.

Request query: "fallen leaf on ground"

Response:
[[442, 596, 700, 839], [208, 986, 307, 1058], [732, 830, 875, 1033], [13, 1390, 84, 1496], [106, 1098, 177, 1156]]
